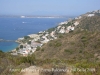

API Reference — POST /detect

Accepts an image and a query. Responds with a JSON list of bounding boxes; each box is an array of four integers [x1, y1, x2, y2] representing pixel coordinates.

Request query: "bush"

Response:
[[47, 27, 55, 33], [16, 47, 19, 51], [0, 50, 5, 58], [28, 41, 31, 44], [36, 46, 41, 51], [20, 45, 23, 49], [79, 50, 83, 53], [54, 42, 62, 47], [64, 49, 73, 54], [41, 48, 44, 51], [81, 36, 86, 39], [59, 35, 63, 38]]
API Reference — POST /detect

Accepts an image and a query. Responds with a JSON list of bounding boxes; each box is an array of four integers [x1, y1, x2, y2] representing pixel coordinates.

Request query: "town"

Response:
[[11, 10, 99, 56]]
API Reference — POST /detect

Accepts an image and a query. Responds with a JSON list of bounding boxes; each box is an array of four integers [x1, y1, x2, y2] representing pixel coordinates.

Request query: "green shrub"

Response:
[[64, 49, 73, 54], [41, 48, 44, 51], [79, 50, 83, 53], [16, 47, 19, 51], [20, 45, 23, 49], [0, 50, 5, 58], [36, 46, 41, 51], [28, 41, 31, 44], [81, 36, 86, 39], [59, 35, 63, 38], [54, 42, 62, 47]]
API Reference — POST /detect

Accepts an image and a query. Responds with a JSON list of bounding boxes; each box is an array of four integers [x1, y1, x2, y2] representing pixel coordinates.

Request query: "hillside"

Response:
[[0, 51, 35, 75], [33, 12, 100, 75], [34, 12, 100, 60], [0, 10, 100, 75]]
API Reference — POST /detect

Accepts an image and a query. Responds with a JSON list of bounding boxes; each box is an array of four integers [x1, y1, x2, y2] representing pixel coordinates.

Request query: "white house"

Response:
[[74, 21, 79, 26], [59, 29, 65, 33], [67, 26, 75, 31], [71, 27, 75, 30], [28, 34, 39, 38], [75, 16, 82, 19], [67, 26, 72, 31], [87, 14, 95, 17], [50, 31, 55, 37], [31, 48, 36, 53], [45, 33, 49, 37], [22, 50, 29, 56], [57, 26, 61, 30]]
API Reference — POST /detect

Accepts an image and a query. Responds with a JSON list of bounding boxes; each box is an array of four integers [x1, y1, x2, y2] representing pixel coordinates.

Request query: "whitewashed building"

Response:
[[74, 21, 79, 26], [87, 14, 95, 17]]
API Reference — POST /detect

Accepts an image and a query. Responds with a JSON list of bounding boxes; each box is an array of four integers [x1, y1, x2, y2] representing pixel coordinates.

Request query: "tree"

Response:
[[20, 45, 23, 49], [0, 50, 3, 53], [16, 47, 19, 51], [0, 50, 5, 57], [28, 41, 31, 44], [36, 46, 41, 51]]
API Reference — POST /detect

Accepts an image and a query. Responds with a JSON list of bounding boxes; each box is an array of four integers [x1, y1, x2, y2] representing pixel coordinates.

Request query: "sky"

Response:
[[0, 0, 100, 16]]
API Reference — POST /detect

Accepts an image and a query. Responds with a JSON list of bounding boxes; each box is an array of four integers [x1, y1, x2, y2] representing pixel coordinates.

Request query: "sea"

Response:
[[0, 17, 68, 52]]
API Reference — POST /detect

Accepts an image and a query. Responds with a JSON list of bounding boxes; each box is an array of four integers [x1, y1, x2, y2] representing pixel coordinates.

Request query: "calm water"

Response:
[[0, 17, 68, 52]]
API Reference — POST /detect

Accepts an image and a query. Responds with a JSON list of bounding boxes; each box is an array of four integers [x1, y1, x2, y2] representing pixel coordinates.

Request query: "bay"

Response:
[[0, 17, 68, 52]]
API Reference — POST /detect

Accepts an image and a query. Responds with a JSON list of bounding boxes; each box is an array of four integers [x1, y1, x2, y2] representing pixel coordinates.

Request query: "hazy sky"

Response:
[[0, 0, 100, 16]]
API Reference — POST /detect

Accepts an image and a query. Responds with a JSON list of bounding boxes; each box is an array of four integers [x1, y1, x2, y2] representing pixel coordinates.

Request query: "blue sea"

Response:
[[0, 17, 68, 52]]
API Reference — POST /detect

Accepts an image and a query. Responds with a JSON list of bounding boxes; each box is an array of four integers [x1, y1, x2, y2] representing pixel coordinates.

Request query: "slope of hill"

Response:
[[0, 10, 100, 75], [0, 51, 33, 75], [34, 11, 100, 75], [34, 12, 100, 60]]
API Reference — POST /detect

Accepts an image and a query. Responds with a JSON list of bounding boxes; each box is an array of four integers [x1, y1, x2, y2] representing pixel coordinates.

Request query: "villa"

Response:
[[74, 21, 79, 26], [87, 14, 95, 17]]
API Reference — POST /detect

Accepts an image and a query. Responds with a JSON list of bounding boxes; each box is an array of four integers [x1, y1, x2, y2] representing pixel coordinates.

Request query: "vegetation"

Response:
[[28, 41, 31, 44], [20, 45, 23, 49], [0, 50, 5, 58], [47, 27, 55, 33], [34, 15, 100, 75], [36, 46, 41, 51], [16, 47, 19, 51], [0, 53, 36, 75], [0, 12, 100, 75]]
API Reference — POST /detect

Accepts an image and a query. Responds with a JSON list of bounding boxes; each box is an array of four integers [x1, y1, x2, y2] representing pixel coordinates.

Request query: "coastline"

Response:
[[10, 18, 74, 56], [0, 41, 19, 52], [3, 11, 98, 54], [0, 17, 68, 52]]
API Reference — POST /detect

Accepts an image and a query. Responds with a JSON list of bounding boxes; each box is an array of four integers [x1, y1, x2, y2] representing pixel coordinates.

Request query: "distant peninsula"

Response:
[[0, 15, 76, 18]]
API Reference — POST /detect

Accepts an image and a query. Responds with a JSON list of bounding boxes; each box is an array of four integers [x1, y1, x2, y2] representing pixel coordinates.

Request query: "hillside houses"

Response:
[[50, 31, 55, 37], [13, 20, 79, 56], [28, 34, 40, 41], [13, 16, 81, 56], [12, 39, 43, 56], [59, 26, 65, 33], [18, 42, 42, 56], [75, 16, 82, 19], [67, 26, 74, 31]]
